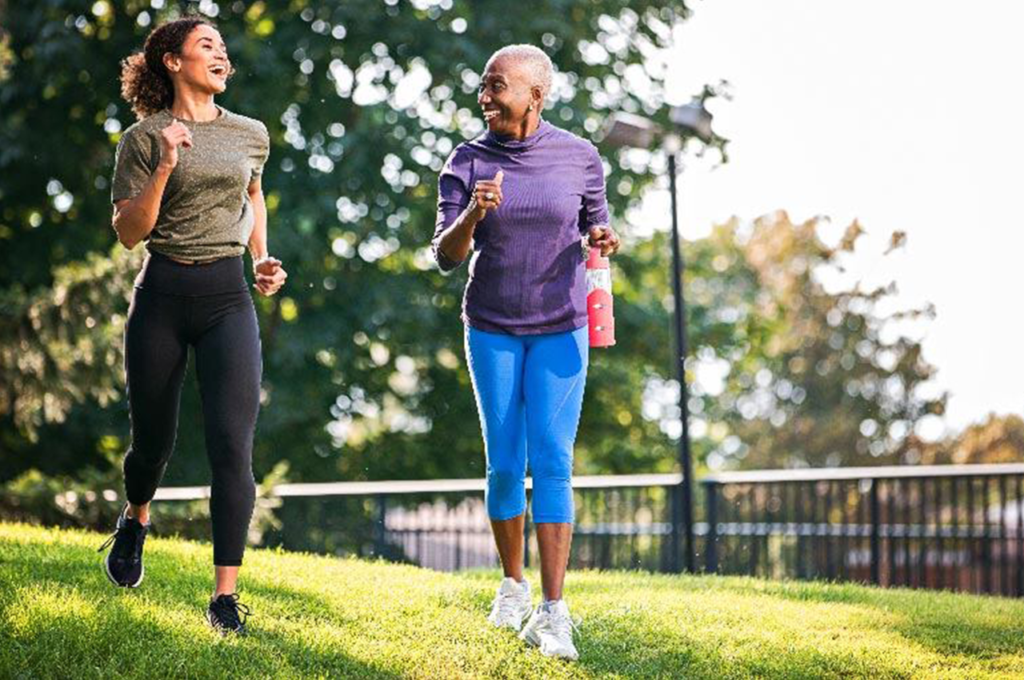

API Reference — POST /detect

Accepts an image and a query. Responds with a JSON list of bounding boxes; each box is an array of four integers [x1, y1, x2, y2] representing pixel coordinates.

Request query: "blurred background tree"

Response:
[[916, 414, 1024, 466], [688, 214, 945, 471], [1, 0, 990, 533]]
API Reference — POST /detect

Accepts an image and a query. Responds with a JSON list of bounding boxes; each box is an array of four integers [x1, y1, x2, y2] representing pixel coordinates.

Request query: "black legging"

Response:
[[123, 252, 261, 566]]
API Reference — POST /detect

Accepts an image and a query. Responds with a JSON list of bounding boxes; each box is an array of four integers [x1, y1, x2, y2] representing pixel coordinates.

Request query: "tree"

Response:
[[918, 414, 1024, 465], [1, 2, 948, 530], [683, 213, 944, 471], [0, 1, 720, 488]]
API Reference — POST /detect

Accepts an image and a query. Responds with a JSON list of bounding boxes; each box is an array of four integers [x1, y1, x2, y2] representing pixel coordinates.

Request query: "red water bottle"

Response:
[[586, 247, 615, 347]]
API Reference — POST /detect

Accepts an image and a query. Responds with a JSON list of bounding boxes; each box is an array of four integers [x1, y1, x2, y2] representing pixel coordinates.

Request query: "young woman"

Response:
[[432, 44, 619, 660], [100, 16, 286, 635]]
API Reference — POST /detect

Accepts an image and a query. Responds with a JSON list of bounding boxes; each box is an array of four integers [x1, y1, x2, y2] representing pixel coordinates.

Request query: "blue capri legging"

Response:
[[466, 325, 588, 524]]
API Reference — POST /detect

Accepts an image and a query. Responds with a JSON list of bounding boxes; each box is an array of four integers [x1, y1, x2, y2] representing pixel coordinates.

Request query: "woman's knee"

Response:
[[124, 437, 176, 471], [486, 464, 526, 519], [210, 449, 255, 484], [528, 447, 574, 523], [528, 444, 573, 481], [487, 461, 525, 494]]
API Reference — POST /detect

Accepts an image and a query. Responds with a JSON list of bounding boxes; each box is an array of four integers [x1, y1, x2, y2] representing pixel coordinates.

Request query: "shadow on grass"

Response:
[[0, 540, 402, 679]]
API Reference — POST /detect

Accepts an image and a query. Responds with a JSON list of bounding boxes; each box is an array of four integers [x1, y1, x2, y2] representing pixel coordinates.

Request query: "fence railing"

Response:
[[155, 474, 688, 573], [702, 464, 1024, 597], [154, 463, 1024, 597]]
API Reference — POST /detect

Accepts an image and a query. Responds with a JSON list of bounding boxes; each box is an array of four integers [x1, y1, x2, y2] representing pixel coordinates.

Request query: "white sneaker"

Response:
[[519, 599, 579, 660], [487, 577, 533, 631]]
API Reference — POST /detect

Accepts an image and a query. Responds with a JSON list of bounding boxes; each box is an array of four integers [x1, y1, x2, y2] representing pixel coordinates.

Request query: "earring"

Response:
[[528, 105, 533, 111]]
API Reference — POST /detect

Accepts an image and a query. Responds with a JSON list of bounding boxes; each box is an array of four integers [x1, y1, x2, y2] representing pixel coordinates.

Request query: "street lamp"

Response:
[[600, 101, 714, 574]]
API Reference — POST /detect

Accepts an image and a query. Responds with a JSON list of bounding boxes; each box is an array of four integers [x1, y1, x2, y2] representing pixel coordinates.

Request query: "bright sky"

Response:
[[642, 0, 1024, 437]]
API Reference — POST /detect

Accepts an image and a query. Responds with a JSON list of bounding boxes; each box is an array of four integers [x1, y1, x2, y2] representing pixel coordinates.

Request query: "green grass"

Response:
[[2, 522, 1024, 679]]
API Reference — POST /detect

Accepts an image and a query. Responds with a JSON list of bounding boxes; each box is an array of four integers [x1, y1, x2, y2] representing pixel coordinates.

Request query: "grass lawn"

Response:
[[2, 521, 1024, 678]]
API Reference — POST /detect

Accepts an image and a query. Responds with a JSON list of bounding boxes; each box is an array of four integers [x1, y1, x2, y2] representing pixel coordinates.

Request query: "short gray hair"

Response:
[[486, 44, 553, 98]]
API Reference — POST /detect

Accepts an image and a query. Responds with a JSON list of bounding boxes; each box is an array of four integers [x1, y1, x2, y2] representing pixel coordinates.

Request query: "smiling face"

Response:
[[478, 56, 541, 137], [163, 24, 232, 95]]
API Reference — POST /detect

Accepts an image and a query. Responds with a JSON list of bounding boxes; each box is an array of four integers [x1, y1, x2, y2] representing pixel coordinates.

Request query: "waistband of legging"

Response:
[[134, 250, 249, 296]]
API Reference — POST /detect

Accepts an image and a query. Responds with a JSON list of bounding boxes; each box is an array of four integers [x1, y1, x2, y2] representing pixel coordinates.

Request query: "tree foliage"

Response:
[[691, 214, 945, 470], [1, 0, 947, 513], [918, 414, 1024, 466], [1, 0, 711, 485]]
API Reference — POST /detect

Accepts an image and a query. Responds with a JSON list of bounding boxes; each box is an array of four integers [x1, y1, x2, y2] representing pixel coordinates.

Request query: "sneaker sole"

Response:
[[104, 554, 144, 588]]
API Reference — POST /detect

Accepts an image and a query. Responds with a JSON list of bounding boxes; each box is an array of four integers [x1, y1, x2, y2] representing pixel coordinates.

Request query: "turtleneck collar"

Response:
[[483, 119, 555, 152]]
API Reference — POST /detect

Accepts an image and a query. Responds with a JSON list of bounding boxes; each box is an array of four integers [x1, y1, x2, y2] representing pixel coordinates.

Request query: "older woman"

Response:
[[432, 44, 619, 660], [100, 16, 285, 635]]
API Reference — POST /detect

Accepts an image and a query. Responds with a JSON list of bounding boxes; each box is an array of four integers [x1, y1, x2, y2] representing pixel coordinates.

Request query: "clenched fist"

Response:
[[158, 120, 193, 170]]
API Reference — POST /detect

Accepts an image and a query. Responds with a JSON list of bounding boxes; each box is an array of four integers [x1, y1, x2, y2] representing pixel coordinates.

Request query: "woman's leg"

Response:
[[490, 515, 525, 581], [523, 327, 588, 601], [535, 523, 573, 601], [123, 287, 190, 517], [103, 287, 188, 588], [214, 566, 240, 597], [466, 326, 528, 579], [193, 292, 261, 595]]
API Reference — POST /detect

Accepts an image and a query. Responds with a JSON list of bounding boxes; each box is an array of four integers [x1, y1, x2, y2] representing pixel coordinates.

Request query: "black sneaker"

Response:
[[207, 593, 252, 635], [98, 508, 148, 588]]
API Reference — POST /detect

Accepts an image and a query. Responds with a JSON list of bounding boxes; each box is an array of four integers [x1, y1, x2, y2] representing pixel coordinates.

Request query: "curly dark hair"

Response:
[[120, 17, 225, 119]]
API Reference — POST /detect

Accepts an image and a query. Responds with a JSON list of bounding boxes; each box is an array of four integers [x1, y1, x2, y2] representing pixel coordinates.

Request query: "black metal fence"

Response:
[[155, 474, 684, 572], [375, 477, 685, 573], [153, 463, 1024, 597], [702, 464, 1024, 596]]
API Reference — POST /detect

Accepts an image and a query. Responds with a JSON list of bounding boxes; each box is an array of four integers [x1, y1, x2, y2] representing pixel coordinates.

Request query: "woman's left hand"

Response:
[[588, 226, 620, 257], [254, 256, 287, 296]]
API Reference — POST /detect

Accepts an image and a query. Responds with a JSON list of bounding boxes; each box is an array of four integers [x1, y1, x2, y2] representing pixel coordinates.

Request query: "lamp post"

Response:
[[602, 102, 714, 574]]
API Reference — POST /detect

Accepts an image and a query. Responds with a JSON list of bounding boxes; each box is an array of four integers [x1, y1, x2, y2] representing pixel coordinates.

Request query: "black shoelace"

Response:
[[97, 519, 145, 562], [210, 593, 252, 631]]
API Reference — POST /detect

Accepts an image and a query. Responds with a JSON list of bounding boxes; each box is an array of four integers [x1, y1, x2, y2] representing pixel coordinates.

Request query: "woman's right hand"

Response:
[[469, 170, 504, 221], [158, 120, 193, 170]]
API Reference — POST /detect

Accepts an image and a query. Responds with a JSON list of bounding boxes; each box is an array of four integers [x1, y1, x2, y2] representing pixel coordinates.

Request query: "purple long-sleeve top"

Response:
[[432, 120, 610, 336]]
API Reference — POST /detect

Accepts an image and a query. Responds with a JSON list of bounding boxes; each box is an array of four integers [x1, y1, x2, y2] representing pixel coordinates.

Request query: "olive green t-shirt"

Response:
[[111, 105, 270, 261]]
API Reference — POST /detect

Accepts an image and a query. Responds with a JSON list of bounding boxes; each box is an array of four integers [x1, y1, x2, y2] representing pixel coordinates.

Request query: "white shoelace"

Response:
[[539, 605, 580, 641], [493, 591, 527, 621]]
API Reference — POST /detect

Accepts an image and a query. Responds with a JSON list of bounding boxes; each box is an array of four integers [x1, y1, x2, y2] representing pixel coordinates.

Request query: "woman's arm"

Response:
[[434, 170, 504, 266], [247, 176, 269, 262], [580, 142, 618, 256], [435, 202, 483, 265], [247, 177, 287, 296], [112, 165, 174, 249], [111, 121, 194, 249]]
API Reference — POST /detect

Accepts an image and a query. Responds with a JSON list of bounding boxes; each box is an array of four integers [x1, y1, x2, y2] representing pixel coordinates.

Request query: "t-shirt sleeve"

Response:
[[579, 142, 610, 233], [111, 128, 155, 204], [431, 147, 473, 273], [250, 122, 270, 182]]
